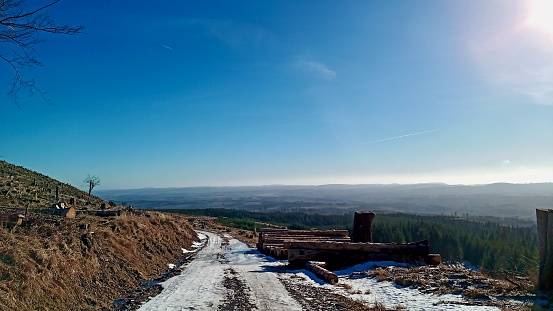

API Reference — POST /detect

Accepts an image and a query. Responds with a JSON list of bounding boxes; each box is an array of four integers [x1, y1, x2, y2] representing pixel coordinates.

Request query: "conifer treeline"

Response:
[[175, 208, 538, 273]]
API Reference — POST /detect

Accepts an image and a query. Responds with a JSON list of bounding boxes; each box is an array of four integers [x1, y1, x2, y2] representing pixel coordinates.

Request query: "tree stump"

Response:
[[351, 211, 376, 243], [537, 209, 553, 291]]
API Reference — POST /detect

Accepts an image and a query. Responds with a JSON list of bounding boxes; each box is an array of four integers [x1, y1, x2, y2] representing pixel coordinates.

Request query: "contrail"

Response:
[[362, 129, 440, 144], [162, 44, 174, 50]]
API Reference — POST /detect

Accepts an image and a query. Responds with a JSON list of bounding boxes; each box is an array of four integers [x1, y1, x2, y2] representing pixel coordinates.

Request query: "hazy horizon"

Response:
[[95, 180, 553, 192], [95, 182, 553, 222]]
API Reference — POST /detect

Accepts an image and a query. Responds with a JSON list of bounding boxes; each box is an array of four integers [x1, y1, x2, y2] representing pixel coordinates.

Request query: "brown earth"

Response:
[[0, 211, 198, 310]]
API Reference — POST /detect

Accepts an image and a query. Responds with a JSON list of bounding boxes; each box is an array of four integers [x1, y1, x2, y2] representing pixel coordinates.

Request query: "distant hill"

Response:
[[97, 183, 553, 222], [0, 160, 105, 210]]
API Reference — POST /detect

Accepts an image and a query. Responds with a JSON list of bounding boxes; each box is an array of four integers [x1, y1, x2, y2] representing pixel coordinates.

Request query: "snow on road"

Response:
[[139, 231, 522, 311], [138, 232, 225, 310], [222, 235, 301, 310], [138, 231, 301, 311]]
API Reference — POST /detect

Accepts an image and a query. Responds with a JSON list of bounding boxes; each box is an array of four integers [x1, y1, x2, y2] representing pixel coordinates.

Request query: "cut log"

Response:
[[261, 245, 287, 259], [51, 207, 76, 219], [260, 240, 348, 248], [284, 240, 429, 255], [261, 233, 351, 238], [260, 229, 350, 237], [95, 210, 122, 217], [425, 254, 442, 266], [306, 261, 338, 285], [277, 248, 288, 259], [261, 237, 351, 245], [4, 214, 24, 226], [352, 211, 376, 242], [288, 248, 425, 265], [536, 208, 553, 291], [260, 228, 290, 233], [288, 249, 345, 263]]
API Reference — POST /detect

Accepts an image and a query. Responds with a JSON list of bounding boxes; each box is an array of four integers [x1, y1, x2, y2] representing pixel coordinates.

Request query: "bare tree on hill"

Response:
[[0, 0, 84, 106], [84, 174, 100, 199]]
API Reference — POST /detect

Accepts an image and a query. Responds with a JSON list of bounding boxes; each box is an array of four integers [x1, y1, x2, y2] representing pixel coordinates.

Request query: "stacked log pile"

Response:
[[256, 211, 441, 284], [256, 228, 350, 260], [286, 239, 432, 266]]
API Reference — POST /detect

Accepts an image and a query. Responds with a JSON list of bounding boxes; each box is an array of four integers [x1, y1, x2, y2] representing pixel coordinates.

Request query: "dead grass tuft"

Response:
[[367, 267, 392, 282]]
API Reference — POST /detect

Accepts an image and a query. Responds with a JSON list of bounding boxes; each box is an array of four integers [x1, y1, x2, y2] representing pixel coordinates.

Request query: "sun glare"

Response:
[[527, 0, 553, 34]]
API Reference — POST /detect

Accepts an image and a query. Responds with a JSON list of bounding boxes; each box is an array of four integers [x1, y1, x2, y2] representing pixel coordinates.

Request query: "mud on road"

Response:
[[218, 268, 258, 310]]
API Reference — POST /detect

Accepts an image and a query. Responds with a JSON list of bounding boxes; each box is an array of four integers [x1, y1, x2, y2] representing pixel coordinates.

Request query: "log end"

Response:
[[425, 254, 442, 266]]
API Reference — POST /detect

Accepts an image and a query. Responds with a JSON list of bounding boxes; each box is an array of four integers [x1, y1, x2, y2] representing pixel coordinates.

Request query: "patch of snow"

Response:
[[167, 263, 175, 269], [336, 275, 497, 310], [462, 261, 480, 271], [223, 238, 276, 266], [141, 232, 530, 311], [334, 260, 407, 276], [279, 268, 500, 311], [197, 232, 207, 240], [192, 241, 204, 248]]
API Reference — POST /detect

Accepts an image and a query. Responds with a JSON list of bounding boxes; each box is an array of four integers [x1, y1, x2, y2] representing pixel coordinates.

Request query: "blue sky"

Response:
[[1, 0, 552, 190]]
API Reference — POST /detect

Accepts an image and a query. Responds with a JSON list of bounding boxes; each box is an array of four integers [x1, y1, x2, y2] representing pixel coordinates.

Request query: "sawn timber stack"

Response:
[[256, 211, 441, 269], [286, 239, 432, 266], [257, 228, 433, 265], [257, 228, 350, 260]]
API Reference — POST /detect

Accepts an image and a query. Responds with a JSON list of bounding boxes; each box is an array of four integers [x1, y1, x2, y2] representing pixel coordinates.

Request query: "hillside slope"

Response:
[[0, 160, 104, 209], [0, 161, 199, 310]]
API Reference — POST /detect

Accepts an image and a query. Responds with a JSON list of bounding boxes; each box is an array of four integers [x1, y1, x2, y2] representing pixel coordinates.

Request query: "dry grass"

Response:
[[361, 264, 537, 310], [0, 160, 105, 210], [0, 161, 199, 310], [371, 267, 392, 282], [0, 211, 198, 310]]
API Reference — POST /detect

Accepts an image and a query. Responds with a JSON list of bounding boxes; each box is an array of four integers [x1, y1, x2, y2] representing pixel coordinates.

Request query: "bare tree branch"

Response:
[[0, 0, 83, 106], [84, 174, 100, 198]]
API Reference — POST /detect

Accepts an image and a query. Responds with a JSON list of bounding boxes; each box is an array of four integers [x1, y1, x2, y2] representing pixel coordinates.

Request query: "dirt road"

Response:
[[138, 231, 302, 310]]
